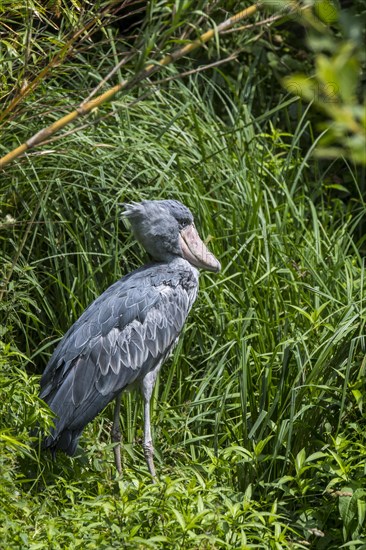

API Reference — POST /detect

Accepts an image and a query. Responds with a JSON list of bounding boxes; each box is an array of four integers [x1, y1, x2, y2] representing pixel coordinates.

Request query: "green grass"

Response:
[[1, 1, 366, 549]]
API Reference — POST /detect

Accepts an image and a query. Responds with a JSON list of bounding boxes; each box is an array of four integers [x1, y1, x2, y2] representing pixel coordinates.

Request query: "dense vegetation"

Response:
[[1, 1, 365, 548]]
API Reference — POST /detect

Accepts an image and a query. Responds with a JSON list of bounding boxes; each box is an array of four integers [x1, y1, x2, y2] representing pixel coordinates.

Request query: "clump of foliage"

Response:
[[1, 1, 365, 549], [265, 0, 366, 164]]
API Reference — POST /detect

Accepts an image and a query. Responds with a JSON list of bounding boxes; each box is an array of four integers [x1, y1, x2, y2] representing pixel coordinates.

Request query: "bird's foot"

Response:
[[112, 424, 122, 475], [113, 443, 122, 475], [143, 440, 156, 481]]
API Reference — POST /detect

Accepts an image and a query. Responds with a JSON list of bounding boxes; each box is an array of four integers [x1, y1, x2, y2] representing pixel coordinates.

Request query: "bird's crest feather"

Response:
[[122, 202, 145, 219]]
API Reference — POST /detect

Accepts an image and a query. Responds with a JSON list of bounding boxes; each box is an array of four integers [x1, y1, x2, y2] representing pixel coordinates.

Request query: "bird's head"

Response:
[[123, 199, 221, 272]]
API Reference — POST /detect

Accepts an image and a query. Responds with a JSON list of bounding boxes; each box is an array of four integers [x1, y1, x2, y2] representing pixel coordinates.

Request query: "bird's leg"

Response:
[[143, 395, 156, 481], [112, 393, 122, 475], [141, 367, 161, 481]]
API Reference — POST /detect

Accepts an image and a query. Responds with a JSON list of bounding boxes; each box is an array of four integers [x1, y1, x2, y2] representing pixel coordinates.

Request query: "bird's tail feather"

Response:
[[43, 429, 82, 456]]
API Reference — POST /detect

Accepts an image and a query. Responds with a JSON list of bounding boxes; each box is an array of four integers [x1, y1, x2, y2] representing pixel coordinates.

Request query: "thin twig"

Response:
[[221, 12, 286, 33], [152, 53, 238, 85], [81, 53, 132, 106]]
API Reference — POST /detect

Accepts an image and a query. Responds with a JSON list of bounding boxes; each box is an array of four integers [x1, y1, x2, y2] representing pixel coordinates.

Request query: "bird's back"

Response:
[[41, 258, 198, 455]]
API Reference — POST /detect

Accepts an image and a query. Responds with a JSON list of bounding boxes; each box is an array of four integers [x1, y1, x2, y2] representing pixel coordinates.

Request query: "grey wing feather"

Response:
[[40, 268, 196, 453]]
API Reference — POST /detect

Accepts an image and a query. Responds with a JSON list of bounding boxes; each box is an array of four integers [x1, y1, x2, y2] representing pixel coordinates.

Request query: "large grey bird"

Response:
[[40, 199, 220, 478]]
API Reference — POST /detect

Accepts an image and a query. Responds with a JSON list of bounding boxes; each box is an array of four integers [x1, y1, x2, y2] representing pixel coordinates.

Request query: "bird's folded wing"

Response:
[[40, 274, 194, 429]]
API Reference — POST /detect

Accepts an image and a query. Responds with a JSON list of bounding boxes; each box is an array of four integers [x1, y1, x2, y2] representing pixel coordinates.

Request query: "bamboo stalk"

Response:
[[0, 4, 258, 170]]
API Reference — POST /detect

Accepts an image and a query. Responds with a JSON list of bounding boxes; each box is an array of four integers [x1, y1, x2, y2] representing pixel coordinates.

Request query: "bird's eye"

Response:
[[179, 218, 191, 229]]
